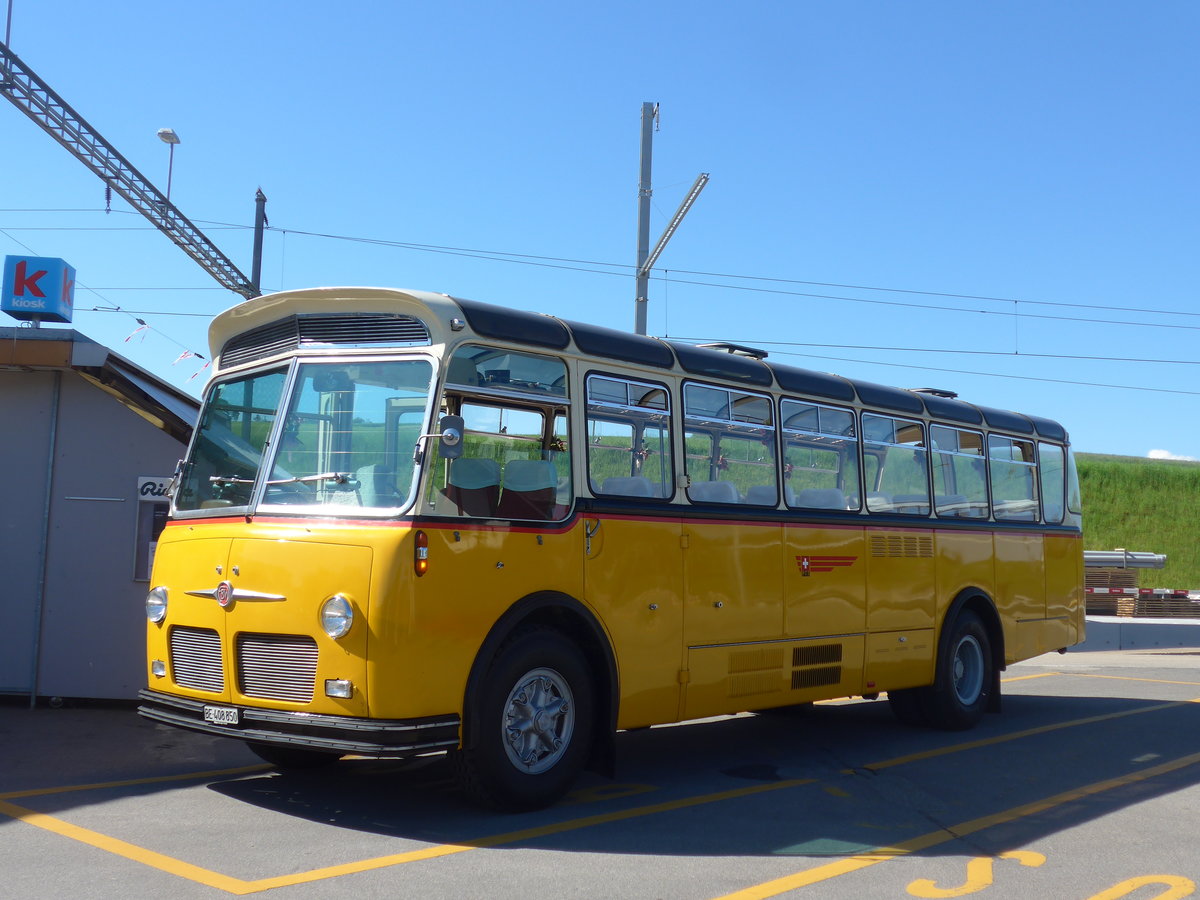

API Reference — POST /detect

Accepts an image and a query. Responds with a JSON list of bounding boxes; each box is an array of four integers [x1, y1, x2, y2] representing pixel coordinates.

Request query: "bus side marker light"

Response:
[[325, 679, 353, 699], [415, 530, 429, 576], [151, 660, 166, 678]]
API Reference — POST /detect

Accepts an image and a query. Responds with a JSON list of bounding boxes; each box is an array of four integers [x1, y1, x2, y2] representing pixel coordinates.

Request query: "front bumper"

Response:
[[138, 689, 461, 756]]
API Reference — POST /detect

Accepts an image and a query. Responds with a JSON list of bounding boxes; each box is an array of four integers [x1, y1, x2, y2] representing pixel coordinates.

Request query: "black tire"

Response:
[[924, 609, 993, 730], [452, 626, 594, 812], [245, 741, 343, 770]]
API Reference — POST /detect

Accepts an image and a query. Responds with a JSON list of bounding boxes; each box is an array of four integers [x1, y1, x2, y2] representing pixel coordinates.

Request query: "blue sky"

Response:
[[2, 2, 1197, 459]]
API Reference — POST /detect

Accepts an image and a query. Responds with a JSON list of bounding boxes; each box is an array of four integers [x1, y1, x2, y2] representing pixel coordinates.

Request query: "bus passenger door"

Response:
[[864, 528, 937, 692], [995, 531, 1045, 660], [583, 511, 685, 730], [680, 516, 785, 720]]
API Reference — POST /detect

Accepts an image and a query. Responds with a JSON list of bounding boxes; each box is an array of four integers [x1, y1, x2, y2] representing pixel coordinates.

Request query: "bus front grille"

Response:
[[237, 633, 318, 703], [169, 626, 225, 693]]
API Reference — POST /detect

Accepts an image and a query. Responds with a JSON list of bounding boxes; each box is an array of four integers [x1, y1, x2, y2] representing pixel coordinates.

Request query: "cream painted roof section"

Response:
[[207, 286, 465, 362]]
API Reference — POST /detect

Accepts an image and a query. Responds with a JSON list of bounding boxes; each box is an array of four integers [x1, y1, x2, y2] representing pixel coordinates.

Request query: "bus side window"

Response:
[[1039, 443, 1066, 524], [586, 374, 673, 500], [931, 425, 988, 518], [683, 382, 776, 506], [781, 399, 860, 511], [989, 435, 1039, 521], [862, 413, 930, 515]]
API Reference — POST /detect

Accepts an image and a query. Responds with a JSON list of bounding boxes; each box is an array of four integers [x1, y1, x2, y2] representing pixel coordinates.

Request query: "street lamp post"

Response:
[[156, 127, 180, 201]]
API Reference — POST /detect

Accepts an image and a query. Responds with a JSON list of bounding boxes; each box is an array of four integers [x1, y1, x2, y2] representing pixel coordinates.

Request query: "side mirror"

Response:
[[438, 415, 465, 459]]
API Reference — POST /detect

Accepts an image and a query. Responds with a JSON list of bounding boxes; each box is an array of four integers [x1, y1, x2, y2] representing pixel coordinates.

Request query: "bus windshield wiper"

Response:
[[265, 472, 355, 486], [209, 474, 256, 485]]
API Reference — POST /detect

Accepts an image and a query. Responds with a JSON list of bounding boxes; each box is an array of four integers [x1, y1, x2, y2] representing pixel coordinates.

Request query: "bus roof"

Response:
[[208, 287, 1069, 443]]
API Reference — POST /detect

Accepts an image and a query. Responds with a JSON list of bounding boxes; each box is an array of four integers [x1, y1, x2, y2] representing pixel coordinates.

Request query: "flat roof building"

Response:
[[1, 326, 199, 701]]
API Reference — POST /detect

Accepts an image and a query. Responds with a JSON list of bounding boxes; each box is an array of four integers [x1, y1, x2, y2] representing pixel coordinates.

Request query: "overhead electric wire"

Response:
[[671, 338, 1200, 367], [768, 349, 1200, 398], [7, 208, 1198, 323], [0, 226, 210, 366], [5, 210, 1196, 396]]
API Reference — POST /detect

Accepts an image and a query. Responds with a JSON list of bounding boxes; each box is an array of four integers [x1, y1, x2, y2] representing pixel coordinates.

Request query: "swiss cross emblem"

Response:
[[794, 555, 857, 576]]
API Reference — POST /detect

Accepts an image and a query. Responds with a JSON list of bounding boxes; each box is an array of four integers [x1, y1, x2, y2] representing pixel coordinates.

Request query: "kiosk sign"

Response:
[[2, 255, 76, 323]]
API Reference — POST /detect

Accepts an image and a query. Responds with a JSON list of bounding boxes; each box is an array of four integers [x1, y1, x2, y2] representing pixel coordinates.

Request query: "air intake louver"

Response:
[[220, 313, 431, 368], [169, 626, 224, 693], [237, 633, 318, 703]]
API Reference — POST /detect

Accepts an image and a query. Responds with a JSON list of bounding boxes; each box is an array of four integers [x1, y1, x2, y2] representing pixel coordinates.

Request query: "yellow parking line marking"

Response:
[[0, 798, 250, 894], [1000, 672, 1061, 683], [244, 776, 817, 892], [0, 764, 270, 801], [1069, 673, 1200, 688], [7, 680, 1199, 893], [0, 773, 815, 894], [715, 749, 1200, 899], [858, 699, 1195, 773]]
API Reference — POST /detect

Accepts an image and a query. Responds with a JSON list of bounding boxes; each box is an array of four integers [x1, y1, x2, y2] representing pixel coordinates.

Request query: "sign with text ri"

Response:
[[2, 255, 76, 323]]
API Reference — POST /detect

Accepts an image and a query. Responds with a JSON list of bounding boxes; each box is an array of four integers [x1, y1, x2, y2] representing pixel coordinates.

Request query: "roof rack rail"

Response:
[[696, 342, 768, 360]]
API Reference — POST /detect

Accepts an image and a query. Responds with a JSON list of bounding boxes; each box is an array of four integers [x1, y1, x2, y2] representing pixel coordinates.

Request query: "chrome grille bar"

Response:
[[169, 626, 224, 693], [237, 633, 318, 703]]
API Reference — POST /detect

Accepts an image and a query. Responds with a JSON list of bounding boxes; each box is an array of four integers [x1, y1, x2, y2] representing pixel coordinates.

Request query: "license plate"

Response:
[[203, 705, 239, 726]]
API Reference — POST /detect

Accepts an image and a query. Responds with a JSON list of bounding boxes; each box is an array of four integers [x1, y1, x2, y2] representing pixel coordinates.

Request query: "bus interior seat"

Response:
[[498, 459, 558, 519], [355, 464, 399, 506], [688, 480, 741, 504], [892, 493, 931, 513], [865, 492, 892, 511], [445, 355, 480, 386], [935, 494, 986, 517], [794, 487, 846, 510], [446, 457, 501, 516], [601, 475, 654, 497], [744, 484, 779, 506]]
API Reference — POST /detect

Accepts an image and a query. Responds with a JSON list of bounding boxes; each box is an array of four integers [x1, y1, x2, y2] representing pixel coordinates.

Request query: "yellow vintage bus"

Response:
[[139, 286, 1084, 810]]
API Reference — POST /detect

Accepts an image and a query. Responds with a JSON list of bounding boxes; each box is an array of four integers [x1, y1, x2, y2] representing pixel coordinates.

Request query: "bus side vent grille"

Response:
[[220, 313, 431, 368], [730, 672, 783, 697], [869, 534, 934, 558], [237, 633, 318, 703], [791, 666, 842, 690], [728, 646, 786, 674], [727, 646, 786, 697], [793, 644, 843, 667], [169, 626, 224, 693]]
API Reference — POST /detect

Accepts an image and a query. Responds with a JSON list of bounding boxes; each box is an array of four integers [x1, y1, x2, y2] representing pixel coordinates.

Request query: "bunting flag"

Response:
[[187, 361, 211, 382], [172, 349, 197, 365], [124, 319, 149, 342]]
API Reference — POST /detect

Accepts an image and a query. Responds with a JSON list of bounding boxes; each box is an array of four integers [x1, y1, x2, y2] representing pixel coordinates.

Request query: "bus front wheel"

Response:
[[453, 626, 594, 812]]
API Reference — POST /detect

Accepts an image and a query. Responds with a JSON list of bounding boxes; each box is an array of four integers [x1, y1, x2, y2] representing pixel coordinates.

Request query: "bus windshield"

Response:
[[175, 359, 433, 514]]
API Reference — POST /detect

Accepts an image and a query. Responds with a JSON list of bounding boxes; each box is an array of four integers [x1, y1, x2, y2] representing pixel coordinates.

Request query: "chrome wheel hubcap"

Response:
[[502, 667, 574, 774], [952, 634, 985, 705]]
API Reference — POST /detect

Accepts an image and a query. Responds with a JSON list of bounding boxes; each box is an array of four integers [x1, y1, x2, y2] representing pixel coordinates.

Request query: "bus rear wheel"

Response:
[[452, 626, 594, 812], [926, 609, 993, 730]]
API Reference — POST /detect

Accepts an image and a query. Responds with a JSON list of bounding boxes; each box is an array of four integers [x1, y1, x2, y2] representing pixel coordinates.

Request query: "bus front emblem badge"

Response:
[[215, 580, 234, 607]]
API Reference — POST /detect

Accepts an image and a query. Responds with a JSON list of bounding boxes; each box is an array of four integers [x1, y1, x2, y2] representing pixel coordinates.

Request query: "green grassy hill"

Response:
[[1077, 453, 1200, 589]]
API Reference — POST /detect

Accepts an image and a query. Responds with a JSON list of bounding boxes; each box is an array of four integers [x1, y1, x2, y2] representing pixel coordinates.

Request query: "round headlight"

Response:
[[320, 594, 354, 639], [146, 586, 168, 624]]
